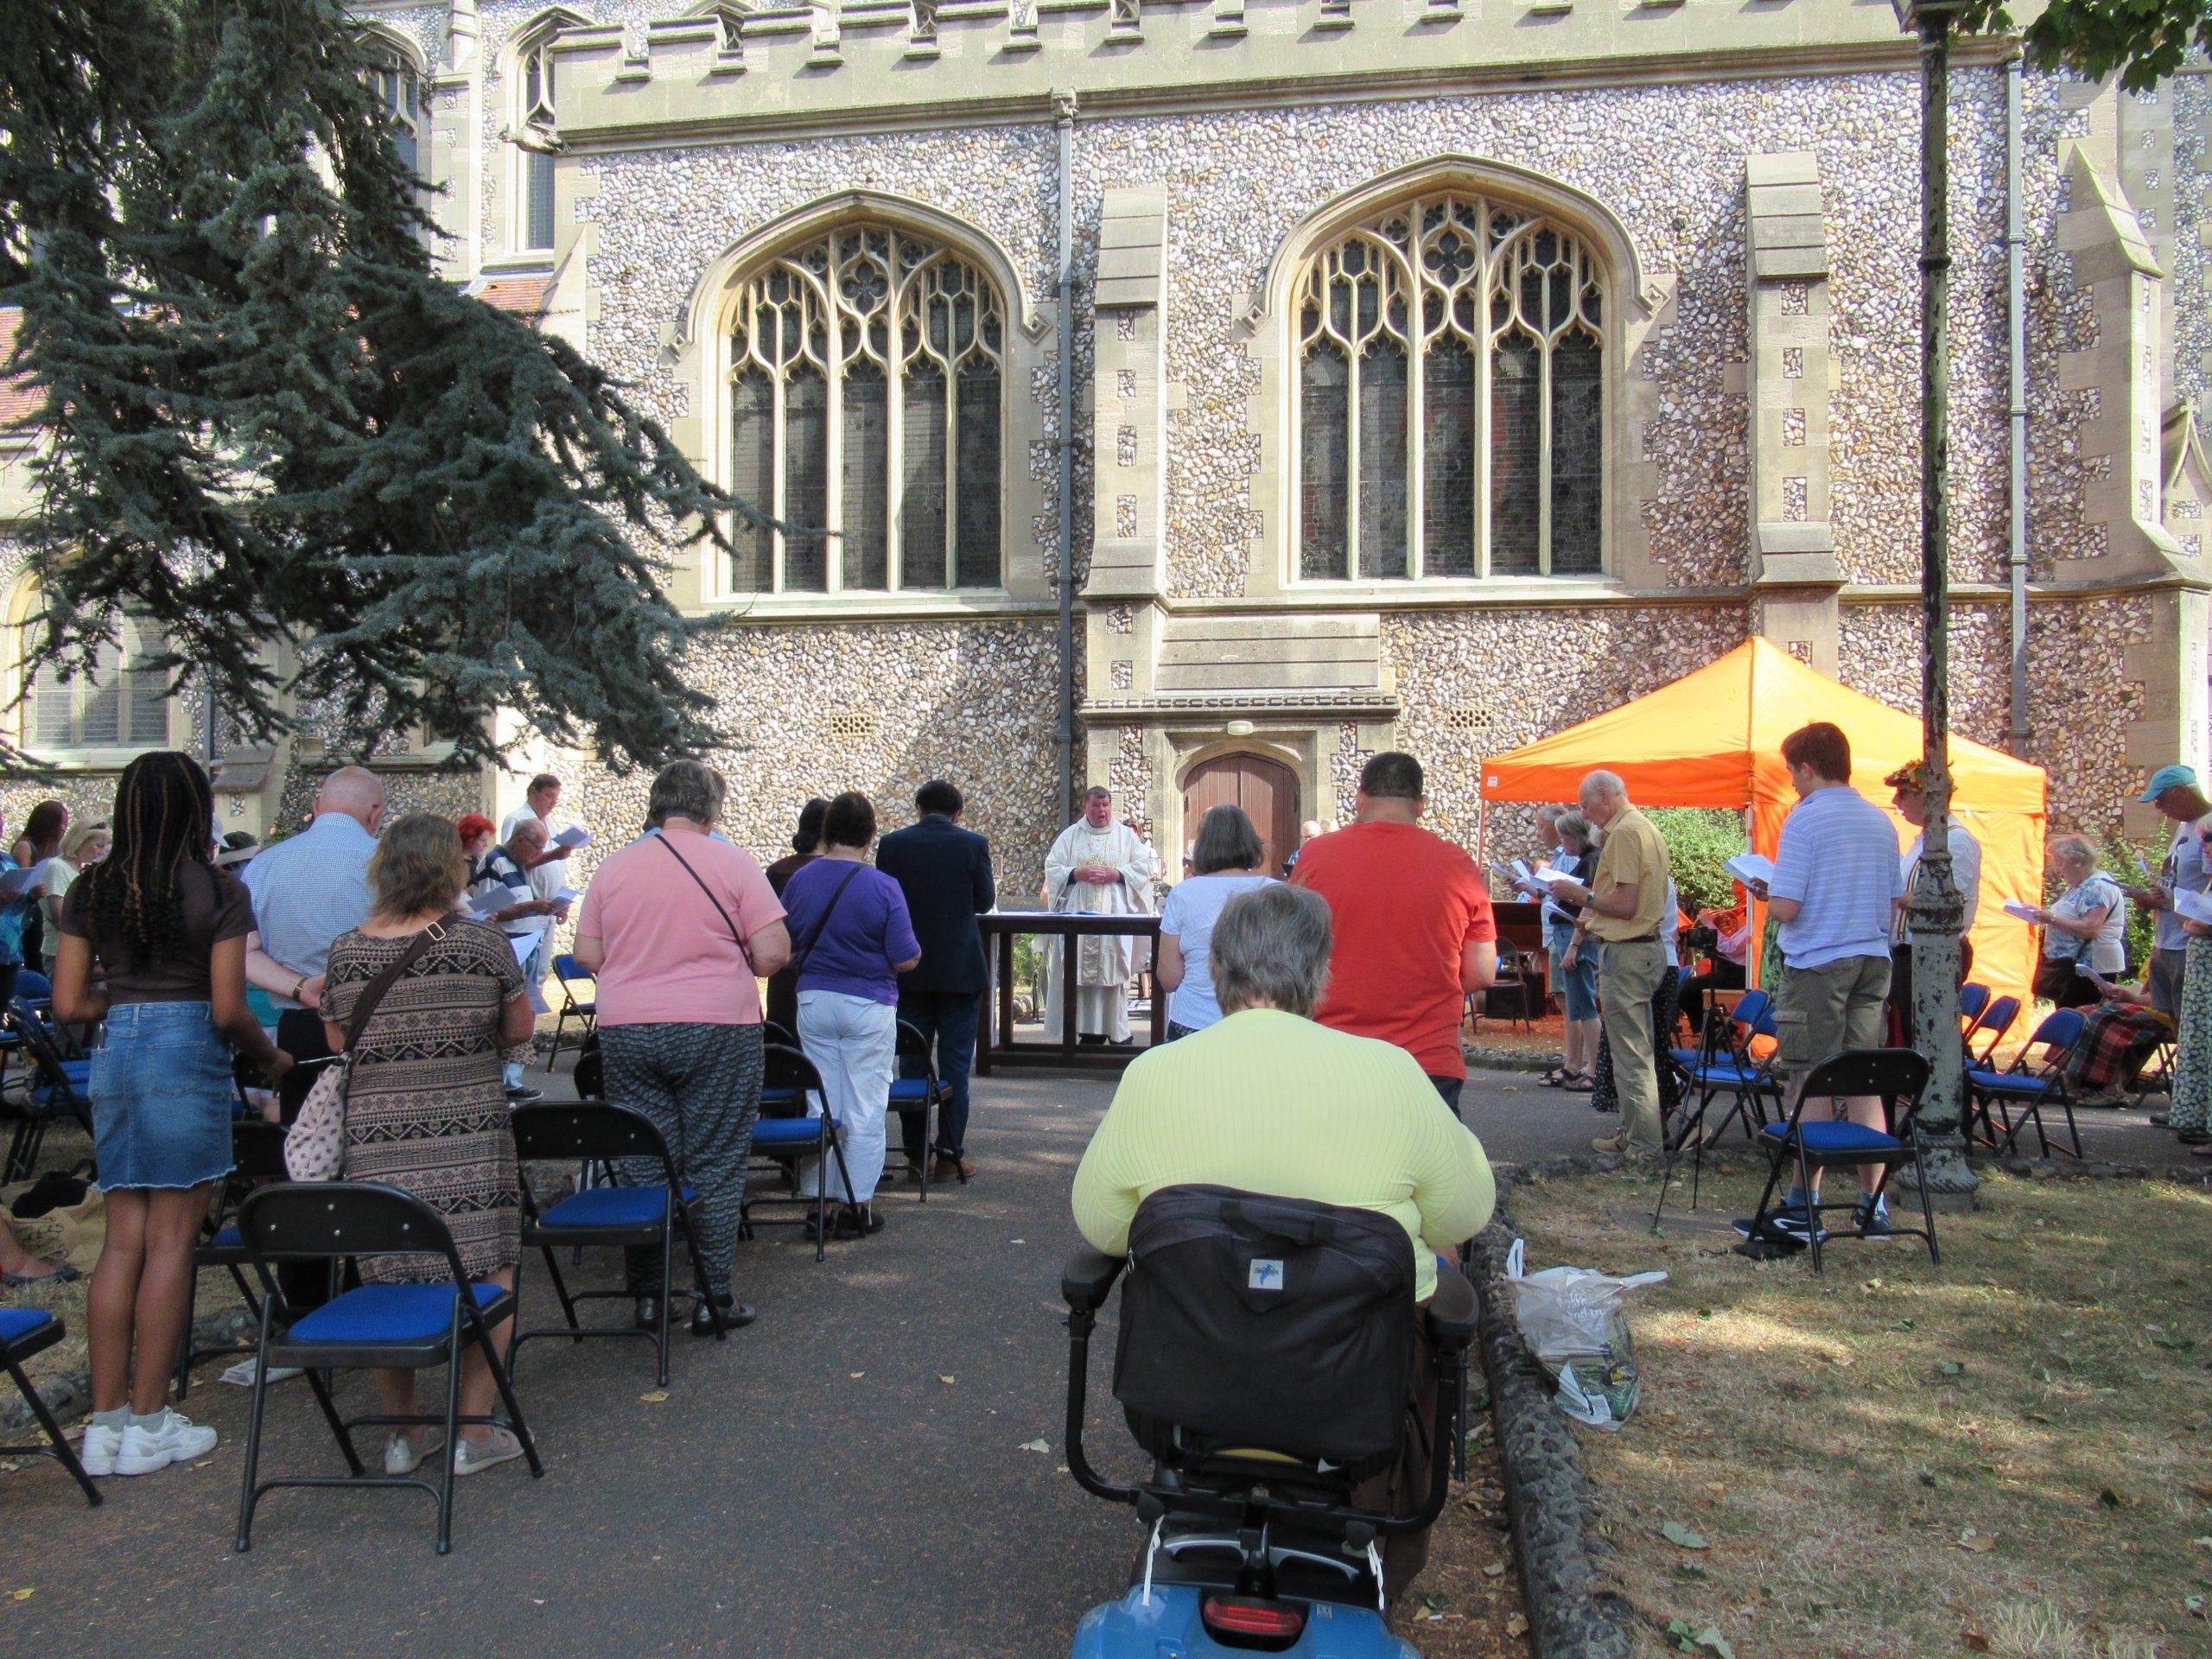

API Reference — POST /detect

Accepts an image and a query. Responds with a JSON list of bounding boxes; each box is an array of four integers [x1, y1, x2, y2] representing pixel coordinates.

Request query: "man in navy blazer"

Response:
[[876, 779, 995, 1180]]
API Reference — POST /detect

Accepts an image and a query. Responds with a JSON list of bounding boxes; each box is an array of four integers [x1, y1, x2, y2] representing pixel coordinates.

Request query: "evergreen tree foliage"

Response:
[[0, 0, 754, 771]]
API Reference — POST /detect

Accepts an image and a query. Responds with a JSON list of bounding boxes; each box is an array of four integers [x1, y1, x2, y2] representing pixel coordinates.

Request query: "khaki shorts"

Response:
[[1775, 956, 1892, 1075]]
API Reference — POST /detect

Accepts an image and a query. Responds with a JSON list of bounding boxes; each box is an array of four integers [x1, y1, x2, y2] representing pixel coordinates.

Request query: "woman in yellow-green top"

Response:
[[1069, 881, 1493, 1599], [1072, 881, 1494, 1308]]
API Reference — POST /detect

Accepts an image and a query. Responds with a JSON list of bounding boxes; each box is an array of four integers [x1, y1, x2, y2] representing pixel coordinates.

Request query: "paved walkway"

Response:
[[2, 1058, 2190, 1655]]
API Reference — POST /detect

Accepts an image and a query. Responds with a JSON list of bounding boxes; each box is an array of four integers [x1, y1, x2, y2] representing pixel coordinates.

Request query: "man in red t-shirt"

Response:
[[1292, 751, 1498, 1115]]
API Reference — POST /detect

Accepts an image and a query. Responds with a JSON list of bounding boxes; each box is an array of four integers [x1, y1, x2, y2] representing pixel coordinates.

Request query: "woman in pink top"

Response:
[[573, 761, 791, 1335]]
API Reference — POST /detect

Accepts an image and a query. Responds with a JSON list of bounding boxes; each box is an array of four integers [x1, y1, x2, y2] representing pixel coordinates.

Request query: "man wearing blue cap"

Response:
[[2125, 766, 2212, 1022]]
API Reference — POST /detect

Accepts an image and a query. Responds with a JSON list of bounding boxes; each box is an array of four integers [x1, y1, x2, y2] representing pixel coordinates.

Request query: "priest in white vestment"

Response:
[[1042, 787, 1155, 1044]]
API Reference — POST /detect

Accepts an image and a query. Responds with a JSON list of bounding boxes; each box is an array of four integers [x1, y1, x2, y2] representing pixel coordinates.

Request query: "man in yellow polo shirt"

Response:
[[1552, 769, 1673, 1155], [1071, 882, 1494, 1596]]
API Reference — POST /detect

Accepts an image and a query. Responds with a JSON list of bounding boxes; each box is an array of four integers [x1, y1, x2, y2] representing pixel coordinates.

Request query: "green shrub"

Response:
[[1648, 806, 1751, 916]]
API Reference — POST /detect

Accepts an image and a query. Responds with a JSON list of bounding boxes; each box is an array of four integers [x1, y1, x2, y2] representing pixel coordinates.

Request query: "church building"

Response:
[[2, 2, 2209, 886]]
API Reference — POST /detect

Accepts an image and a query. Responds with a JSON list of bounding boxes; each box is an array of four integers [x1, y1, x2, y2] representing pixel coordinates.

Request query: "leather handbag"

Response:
[[283, 926, 442, 1182]]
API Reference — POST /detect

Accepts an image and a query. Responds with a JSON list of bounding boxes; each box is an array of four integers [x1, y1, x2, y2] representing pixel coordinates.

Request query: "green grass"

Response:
[[1506, 1165, 2212, 1657]]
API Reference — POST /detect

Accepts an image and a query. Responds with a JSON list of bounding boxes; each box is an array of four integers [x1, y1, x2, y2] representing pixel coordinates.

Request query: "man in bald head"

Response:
[[243, 766, 387, 1120]]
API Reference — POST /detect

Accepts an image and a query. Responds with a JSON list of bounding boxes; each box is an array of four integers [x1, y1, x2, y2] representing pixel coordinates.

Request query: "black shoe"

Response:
[[1077, 1033, 1107, 1046], [506, 1085, 544, 1103], [691, 1294, 756, 1336], [633, 1296, 662, 1332]]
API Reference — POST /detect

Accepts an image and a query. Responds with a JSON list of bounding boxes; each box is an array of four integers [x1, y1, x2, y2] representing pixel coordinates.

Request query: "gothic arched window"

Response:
[[24, 617, 171, 753], [726, 225, 1004, 593], [369, 54, 423, 176], [1295, 196, 1605, 581], [514, 28, 560, 251]]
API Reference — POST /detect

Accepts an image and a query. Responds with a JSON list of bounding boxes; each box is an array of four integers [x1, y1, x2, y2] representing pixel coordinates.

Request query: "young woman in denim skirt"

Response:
[[53, 752, 292, 1478]]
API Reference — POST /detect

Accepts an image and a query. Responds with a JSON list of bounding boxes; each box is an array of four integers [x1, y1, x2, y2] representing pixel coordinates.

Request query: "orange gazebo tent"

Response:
[[1478, 639, 2050, 1006]]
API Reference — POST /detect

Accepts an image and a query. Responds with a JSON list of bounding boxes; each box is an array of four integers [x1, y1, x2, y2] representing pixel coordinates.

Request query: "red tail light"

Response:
[[1200, 1596, 1306, 1651]]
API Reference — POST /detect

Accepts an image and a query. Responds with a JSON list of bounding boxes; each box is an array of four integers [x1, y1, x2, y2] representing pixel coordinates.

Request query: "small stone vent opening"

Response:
[[827, 711, 879, 743], [1441, 705, 1497, 743]]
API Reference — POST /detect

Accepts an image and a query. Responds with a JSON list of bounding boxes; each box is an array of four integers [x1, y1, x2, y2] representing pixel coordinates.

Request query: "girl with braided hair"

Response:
[[53, 751, 291, 1479]]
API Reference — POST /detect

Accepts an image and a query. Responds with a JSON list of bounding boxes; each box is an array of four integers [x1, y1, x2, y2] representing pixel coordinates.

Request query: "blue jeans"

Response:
[[897, 989, 980, 1159]]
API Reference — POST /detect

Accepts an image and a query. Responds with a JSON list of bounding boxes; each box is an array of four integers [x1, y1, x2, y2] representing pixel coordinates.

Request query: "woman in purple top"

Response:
[[781, 792, 920, 1236]]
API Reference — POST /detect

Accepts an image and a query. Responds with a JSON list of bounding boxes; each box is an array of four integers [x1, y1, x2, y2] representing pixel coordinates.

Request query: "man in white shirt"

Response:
[[1885, 759, 1981, 1047], [501, 772, 574, 905], [1745, 723, 1905, 1239]]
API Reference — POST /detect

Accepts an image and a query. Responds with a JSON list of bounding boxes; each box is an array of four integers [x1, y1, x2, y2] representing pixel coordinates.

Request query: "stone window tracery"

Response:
[[1294, 196, 1605, 581], [369, 54, 423, 176], [726, 225, 1005, 594]]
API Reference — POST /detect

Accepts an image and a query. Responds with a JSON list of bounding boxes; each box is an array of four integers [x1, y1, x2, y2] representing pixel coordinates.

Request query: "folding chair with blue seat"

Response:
[[1963, 995, 2022, 1070], [1958, 982, 1991, 1032], [1, 994, 92, 1184], [1740, 1047, 1939, 1274], [543, 955, 597, 1072], [1967, 1007, 2087, 1160], [887, 1018, 947, 1201], [510, 1102, 727, 1388], [1654, 989, 1786, 1229], [175, 1121, 304, 1400], [232, 1183, 543, 1555], [741, 1043, 856, 1263], [2, 1306, 100, 1506]]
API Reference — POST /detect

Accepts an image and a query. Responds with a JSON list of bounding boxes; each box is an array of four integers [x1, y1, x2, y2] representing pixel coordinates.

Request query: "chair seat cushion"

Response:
[[563, 1001, 596, 1016], [286, 1282, 505, 1346], [887, 1078, 941, 1104], [0, 1306, 56, 1345], [1667, 1048, 1702, 1069], [1690, 1063, 1770, 1087], [537, 1185, 698, 1230], [1969, 1072, 2053, 1100], [1760, 1121, 1901, 1153], [750, 1116, 837, 1147], [208, 1222, 244, 1251]]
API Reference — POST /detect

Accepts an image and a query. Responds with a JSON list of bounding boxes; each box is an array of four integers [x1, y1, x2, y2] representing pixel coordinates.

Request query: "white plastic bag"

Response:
[[1504, 1237, 1668, 1432]]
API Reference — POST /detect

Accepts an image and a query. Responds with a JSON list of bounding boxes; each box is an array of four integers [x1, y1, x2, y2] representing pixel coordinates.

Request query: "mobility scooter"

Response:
[[1058, 1185, 1480, 1657]]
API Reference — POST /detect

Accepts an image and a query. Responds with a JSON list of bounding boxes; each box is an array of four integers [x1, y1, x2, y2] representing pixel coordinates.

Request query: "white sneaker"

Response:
[[112, 1408, 219, 1475], [219, 1358, 304, 1389], [453, 1427, 524, 1477], [79, 1422, 122, 1478], [384, 1431, 443, 1476]]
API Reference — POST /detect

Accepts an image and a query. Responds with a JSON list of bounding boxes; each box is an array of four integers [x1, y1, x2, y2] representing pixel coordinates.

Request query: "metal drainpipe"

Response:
[[2005, 52, 2030, 755], [1055, 91, 1077, 823]]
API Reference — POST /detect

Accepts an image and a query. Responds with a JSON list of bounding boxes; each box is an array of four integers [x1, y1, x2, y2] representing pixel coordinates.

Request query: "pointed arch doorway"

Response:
[[1181, 752, 1301, 878]]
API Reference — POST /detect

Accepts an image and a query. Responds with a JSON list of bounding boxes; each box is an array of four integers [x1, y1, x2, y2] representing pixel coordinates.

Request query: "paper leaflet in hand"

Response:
[[0, 865, 38, 899], [1723, 851, 1776, 888], [2074, 962, 2113, 987], [553, 826, 590, 850], [469, 885, 528, 918], [512, 931, 539, 965], [2172, 886, 2212, 925], [2001, 900, 2041, 924], [553, 887, 579, 906]]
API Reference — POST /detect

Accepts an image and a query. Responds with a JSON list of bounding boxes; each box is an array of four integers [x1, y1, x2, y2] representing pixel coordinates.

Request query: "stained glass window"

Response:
[[725, 225, 1005, 592], [1294, 195, 1605, 578]]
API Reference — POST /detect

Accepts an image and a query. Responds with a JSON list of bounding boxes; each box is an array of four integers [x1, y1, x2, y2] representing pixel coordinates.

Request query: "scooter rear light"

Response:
[[1200, 1596, 1306, 1650]]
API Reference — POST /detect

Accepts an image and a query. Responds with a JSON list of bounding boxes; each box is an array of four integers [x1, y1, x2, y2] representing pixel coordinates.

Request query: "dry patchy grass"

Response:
[[1509, 1165, 2212, 1658]]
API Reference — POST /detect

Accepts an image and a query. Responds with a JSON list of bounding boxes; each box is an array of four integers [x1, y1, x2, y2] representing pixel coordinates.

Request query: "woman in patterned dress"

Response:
[[321, 813, 533, 1478], [2167, 817, 2212, 1151]]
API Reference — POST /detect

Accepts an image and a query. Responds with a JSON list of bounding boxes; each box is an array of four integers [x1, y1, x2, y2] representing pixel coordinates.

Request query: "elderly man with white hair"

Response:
[[1548, 769, 1673, 1154]]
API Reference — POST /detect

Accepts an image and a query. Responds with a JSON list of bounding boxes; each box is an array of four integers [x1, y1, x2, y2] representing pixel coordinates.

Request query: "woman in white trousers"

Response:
[[779, 791, 921, 1239]]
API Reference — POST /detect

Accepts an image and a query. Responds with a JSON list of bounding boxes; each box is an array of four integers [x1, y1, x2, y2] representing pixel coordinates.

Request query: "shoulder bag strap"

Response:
[[785, 864, 863, 976], [655, 832, 772, 973], [341, 924, 443, 1054]]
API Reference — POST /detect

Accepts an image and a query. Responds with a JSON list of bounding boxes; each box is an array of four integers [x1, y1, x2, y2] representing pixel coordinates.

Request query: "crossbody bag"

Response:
[[655, 836, 861, 980], [283, 925, 442, 1181]]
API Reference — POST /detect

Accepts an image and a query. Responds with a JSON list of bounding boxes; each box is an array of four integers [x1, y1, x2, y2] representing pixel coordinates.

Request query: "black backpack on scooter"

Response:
[[1111, 1185, 1416, 1479]]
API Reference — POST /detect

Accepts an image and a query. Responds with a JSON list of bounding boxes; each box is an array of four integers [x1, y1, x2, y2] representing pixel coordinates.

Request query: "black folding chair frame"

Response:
[[232, 1183, 544, 1555], [3, 1314, 99, 1506], [1741, 1048, 1940, 1274]]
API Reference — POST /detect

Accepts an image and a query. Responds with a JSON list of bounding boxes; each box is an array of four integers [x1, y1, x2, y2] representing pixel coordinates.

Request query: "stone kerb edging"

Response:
[[1466, 1188, 1635, 1659]]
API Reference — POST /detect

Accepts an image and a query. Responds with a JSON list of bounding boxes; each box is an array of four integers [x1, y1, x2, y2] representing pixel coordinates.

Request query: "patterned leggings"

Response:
[[600, 1022, 764, 1297]]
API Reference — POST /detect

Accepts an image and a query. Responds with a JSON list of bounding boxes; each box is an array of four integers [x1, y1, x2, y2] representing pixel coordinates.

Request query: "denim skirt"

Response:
[[91, 1001, 236, 1192]]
